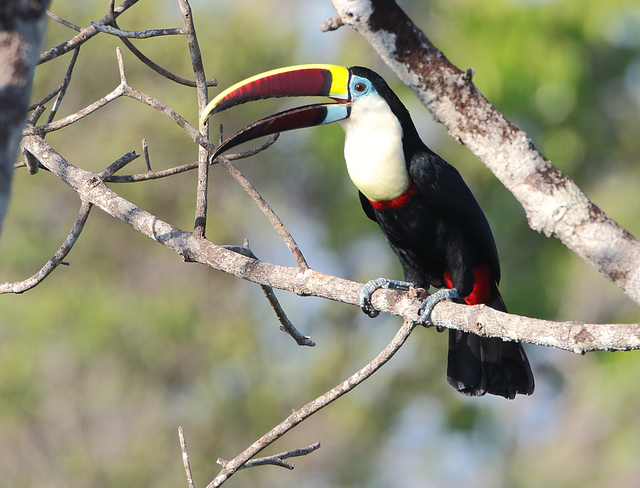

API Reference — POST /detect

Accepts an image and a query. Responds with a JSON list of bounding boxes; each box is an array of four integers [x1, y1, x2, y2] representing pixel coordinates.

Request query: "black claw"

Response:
[[359, 278, 414, 318], [418, 288, 459, 326]]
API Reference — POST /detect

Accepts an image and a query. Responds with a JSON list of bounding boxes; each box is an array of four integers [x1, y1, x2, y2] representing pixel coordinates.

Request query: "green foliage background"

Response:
[[2, 0, 640, 486]]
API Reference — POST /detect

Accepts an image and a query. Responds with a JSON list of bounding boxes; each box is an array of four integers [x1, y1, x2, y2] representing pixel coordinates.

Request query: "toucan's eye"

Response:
[[353, 82, 367, 93]]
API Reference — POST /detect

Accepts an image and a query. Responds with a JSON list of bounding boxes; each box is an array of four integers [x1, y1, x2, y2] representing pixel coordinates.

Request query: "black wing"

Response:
[[408, 148, 501, 284], [358, 190, 377, 222]]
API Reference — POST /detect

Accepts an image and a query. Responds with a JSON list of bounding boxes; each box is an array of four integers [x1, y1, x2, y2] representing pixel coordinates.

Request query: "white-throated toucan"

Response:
[[201, 64, 534, 399]]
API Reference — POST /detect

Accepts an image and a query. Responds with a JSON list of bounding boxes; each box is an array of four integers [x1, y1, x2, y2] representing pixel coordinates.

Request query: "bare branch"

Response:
[[209, 319, 416, 487], [46, 10, 82, 32], [142, 139, 151, 172], [28, 85, 62, 112], [90, 22, 184, 38], [97, 150, 139, 180], [217, 442, 321, 472], [46, 46, 81, 125], [328, 0, 640, 305], [223, 241, 315, 347], [105, 161, 199, 182], [218, 155, 309, 269], [19, 133, 640, 354], [264, 285, 316, 347], [0, 201, 92, 294], [178, 427, 196, 488], [219, 133, 280, 161], [23, 83, 127, 135], [38, 0, 139, 64], [178, 0, 210, 238], [115, 30, 218, 87], [103, 135, 279, 183]]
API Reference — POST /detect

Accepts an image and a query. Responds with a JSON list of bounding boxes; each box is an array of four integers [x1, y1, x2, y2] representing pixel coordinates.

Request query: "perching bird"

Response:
[[200, 64, 534, 399]]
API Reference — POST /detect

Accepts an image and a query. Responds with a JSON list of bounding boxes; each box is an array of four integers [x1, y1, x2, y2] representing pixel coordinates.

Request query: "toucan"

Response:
[[200, 64, 534, 399]]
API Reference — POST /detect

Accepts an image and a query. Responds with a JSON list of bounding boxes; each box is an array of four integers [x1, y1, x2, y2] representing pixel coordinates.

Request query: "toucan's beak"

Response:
[[200, 64, 351, 160]]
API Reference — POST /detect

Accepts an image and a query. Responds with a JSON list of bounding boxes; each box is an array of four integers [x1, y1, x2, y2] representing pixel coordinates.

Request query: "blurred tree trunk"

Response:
[[0, 0, 50, 237]]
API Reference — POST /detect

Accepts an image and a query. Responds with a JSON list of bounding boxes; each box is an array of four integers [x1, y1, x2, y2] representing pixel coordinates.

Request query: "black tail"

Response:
[[446, 286, 534, 399]]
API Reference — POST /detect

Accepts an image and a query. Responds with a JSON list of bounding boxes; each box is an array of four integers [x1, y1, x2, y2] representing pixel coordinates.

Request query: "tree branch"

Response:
[[217, 442, 321, 472], [327, 0, 640, 305], [38, 0, 139, 64], [178, 0, 210, 238], [90, 22, 184, 39], [19, 133, 640, 354], [0, 0, 51, 236], [208, 318, 417, 487], [0, 200, 91, 293]]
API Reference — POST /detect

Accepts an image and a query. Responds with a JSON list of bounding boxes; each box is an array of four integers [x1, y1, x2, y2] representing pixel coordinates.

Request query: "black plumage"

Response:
[[352, 67, 533, 398]]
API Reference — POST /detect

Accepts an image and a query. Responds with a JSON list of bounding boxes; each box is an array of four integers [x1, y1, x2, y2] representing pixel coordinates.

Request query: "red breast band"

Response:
[[369, 181, 418, 211]]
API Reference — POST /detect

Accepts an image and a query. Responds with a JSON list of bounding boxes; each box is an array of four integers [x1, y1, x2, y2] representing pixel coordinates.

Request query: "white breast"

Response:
[[339, 96, 409, 202]]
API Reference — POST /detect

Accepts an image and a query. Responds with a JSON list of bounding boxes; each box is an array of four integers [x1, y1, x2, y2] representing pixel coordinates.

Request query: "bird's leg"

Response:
[[417, 288, 459, 327], [360, 278, 415, 318]]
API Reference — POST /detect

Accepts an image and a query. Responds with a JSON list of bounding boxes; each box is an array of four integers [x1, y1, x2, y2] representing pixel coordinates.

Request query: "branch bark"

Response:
[[19, 133, 640, 354], [327, 0, 640, 305], [0, 0, 51, 237]]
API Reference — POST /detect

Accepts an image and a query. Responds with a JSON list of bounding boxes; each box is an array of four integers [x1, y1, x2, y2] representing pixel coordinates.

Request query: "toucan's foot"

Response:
[[360, 278, 414, 318], [418, 288, 460, 327]]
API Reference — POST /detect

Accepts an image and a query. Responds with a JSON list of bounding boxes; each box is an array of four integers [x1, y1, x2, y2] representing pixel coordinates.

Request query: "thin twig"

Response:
[[142, 139, 151, 172], [178, 0, 210, 238], [39, 0, 140, 64], [22, 107, 47, 174], [217, 155, 308, 269], [90, 22, 184, 38], [222, 241, 315, 347], [97, 151, 140, 180], [208, 319, 417, 487], [28, 85, 62, 111], [46, 10, 82, 32], [28, 48, 221, 158], [264, 286, 316, 347], [115, 28, 217, 87], [46, 46, 81, 125], [178, 427, 196, 488], [0, 201, 92, 294], [319, 15, 344, 32], [104, 136, 279, 183], [217, 442, 321, 471], [105, 161, 199, 182], [212, 133, 280, 162]]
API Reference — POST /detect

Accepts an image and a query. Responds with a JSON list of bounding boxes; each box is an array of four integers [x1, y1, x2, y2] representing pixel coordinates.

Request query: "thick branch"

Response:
[[0, 0, 51, 236], [19, 134, 640, 354], [328, 0, 640, 305]]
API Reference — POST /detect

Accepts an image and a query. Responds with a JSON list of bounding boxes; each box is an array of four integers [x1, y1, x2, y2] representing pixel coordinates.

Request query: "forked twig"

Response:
[[217, 442, 321, 471], [38, 0, 140, 64], [208, 319, 417, 487], [103, 136, 279, 183]]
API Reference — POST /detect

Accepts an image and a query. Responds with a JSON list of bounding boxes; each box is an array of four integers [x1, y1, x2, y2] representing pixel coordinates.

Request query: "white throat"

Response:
[[339, 96, 408, 202]]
